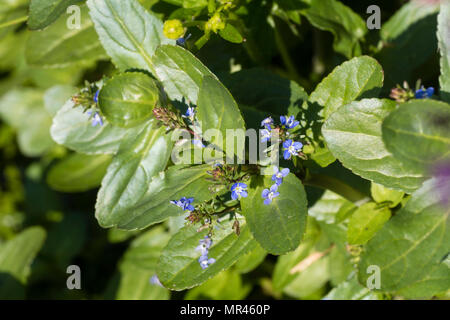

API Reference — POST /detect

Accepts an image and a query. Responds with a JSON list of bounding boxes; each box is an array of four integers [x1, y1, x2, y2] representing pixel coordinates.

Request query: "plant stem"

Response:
[[0, 16, 28, 29], [303, 173, 370, 206]]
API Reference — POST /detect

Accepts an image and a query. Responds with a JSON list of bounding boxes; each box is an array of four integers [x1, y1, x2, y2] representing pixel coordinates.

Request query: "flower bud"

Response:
[[163, 19, 185, 40], [206, 13, 226, 33]]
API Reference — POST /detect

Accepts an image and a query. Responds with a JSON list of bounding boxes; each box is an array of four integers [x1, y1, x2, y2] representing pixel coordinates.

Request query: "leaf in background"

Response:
[[377, 1, 439, 90], [87, 0, 174, 74], [358, 179, 450, 298], [26, 5, 106, 68], [324, 274, 381, 300], [370, 182, 404, 208], [438, 2, 450, 102], [0, 227, 46, 299], [153, 45, 216, 103], [0, 88, 55, 157], [0, 0, 28, 40], [308, 190, 356, 224], [323, 99, 426, 193], [233, 244, 267, 274], [219, 24, 244, 44], [197, 76, 246, 154], [299, 0, 367, 58], [99, 73, 160, 128], [95, 122, 173, 228], [157, 216, 258, 290], [47, 153, 112, 192], [184, 269, 252, 300], [241, 174, 308, 255], [382, 100, 450, 171], [51, 99, 139, 155], [44, 85, 78, 116], [28, 0, 84, 30], [98, 164, 214, 230], [116, 226, 170, 300], [347, 202, 391, 245]]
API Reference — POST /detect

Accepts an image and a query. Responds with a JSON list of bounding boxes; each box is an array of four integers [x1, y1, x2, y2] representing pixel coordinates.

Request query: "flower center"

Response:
[[289, 145, 296, 154], [235, 186, 243, 194]]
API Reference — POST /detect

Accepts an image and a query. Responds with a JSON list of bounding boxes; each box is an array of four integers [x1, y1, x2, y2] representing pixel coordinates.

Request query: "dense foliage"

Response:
[[0, 0, 448, 300]]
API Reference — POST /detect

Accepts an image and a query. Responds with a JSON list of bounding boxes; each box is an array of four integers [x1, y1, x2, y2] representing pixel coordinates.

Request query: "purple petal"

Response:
[[264, 198, 272, 205], [262, 189, 270, 198], [281, 168, 290, 176]]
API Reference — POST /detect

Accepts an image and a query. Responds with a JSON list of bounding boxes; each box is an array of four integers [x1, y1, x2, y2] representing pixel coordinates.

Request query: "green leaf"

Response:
[[0, 88, 55, 157], [25, 5, 106, 68], [358, 179, 450, 297], [116, 226, 170, 300], [0, 227, 46, 299], [153, 45, 217, 103], [323, 98, 426, 193], [233, 244, 267, 274], [382, 99, 450, 171], [95, 122, 173, 228], [308, 190, 356, 224], [219, 24, 243, 43], [310, 56, 384, 120], [87, 0, 174, 74], [157, 216, 258, 290], [97, 164, 214, 230], [377, 1, 439, 89], [28, 0, 83, 30], [347, 202, 391, 245], [299, 0, 367, 58], [99, 73, 160, 128], [324, 275, 381, 300], [370, 182, 404, 208], [51, 99, 138, 155], [47, 153, 112, 192], [197, 76, 246, 155], [44, 85, 78, 117], [241, 174, 308, 255], [438, 2, 450, 102]]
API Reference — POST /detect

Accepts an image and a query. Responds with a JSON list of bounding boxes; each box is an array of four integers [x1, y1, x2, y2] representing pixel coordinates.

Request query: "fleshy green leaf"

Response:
[[233, 244, 267, 274], [47, 153, 112, 192], [51, 99, 138, 155], [438, 2, 450, 102], [99, 73, 160, 128], [153, 45, 217, 103], [95, 122, 173, 228], [157, 216, 258, 290], [116, 226, 170, 300], [25, 5, 106, 68], [241, 174, 308, 255], [87, 0, 174, 74], [44, 85, 78, 116], [0, 227, 46, 299], [299, 0, 367, 58], [97, 164, 215, 230], [323, 98, 426, 193], [370, 182, 404, 208], [308, 190, 356, 224], [382, 99, 450, 171], [197, 75, 246, 155], [347, 202, 391, 245], [219, 24, 243, 43], [358, 179, 450, 298], [324, 275, 381, 300], [28, 0, 83, 30]]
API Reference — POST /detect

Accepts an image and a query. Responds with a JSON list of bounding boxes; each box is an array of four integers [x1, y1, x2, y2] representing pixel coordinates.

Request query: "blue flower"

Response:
[[231, 183, 248, 200], [415, 86, 434, 99], [272, 166, 290, 185], [261, 117, 274, 130], [195, 235, 212, 255], [170, 197, 195, 211], [280, 115, 299, 129], [93, 89, 100, 104], [150, 275, 164, 287], [283, 139, 303, 160], [87, 110, 103, 127], [262, 184, 280, 205], [182, 106, 196, 120], [261, 129, 271, 143], [192, 139, 205, 148], [176, 33, 192, 46], [198, 255, 216, 269]]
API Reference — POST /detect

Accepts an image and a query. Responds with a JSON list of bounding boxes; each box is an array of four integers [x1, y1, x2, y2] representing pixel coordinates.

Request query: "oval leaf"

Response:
[[28, 0, 83, 30]]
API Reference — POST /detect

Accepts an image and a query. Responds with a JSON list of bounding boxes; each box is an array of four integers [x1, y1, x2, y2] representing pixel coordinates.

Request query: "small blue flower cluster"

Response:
[[283, 140, 303, 160], [261, 166, 290, 205], [170, 197, 195, 211], [231, 182, 248, 200], [415, 86, 434, 99], [196, 235, 216, 269]]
